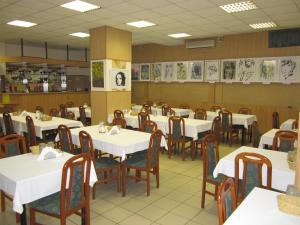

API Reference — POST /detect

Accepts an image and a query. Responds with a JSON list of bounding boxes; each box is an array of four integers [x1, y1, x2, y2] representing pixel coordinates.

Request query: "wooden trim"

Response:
[[296, 112, 300, 191]]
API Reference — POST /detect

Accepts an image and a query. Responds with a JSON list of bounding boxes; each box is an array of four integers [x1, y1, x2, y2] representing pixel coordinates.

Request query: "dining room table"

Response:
[[213, 146, 295, 192], [67, 106, 91, 119], [0, 152, 98, 225], [223, 187, 300, 225], [131, 105, 192, 117], [280, 119, 296, 130]]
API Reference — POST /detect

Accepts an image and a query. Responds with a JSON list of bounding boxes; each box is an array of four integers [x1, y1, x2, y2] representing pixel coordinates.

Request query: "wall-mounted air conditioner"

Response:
[[185, 39, 215, 49]]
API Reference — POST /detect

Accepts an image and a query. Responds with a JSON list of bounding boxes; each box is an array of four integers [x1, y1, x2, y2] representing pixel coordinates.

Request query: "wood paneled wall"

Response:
[[132, 31, 300, 133]]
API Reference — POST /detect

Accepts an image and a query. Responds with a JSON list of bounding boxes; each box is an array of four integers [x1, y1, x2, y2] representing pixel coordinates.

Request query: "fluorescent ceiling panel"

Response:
[[7, 20, 37, 27], [61, 0, 100, 12], [220, 1, 257, 13], [168, 33, 191, 38], [126, 20, 155, 28], [70, 32, 90, 37], [249, 22, 277, 29]]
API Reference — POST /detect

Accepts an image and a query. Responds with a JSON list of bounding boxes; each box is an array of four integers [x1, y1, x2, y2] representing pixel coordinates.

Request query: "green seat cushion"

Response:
[[29, 192, 61, 216], [207, 174, 224, 184], [95, 157, 119, 169]]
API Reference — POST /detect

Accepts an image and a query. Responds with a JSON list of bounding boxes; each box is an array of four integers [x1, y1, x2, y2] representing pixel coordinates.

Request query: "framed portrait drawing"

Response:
[[188, 61, 204, 81], [176, 62, 188, 81], [278, 57, 298, 83], [140, 64, 150, 81], [131, 63, 140, 81], [205, 60, 220, 82], [110, 68, 129, 90], [257, 58, 277, 83], [161, 62, 175, 82], [150, 63, 162, 82], [237, 58, 256, 83], [91, 60, 105, 90], [221, 59, 237, 82]]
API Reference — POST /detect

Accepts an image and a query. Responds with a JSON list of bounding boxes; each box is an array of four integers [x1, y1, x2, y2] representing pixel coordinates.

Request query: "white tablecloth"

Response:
[[70, 126, 168, 161], [122, 114, 212, 140], [213, 146, 295, 192], [0, 112, 83, 138], [259, 128, 298, 149], [224, 187, 300, 225], [280, 119, 296, 130], [131, 105, 192, 117], [67, 107, 91, 119], [0, 153, 97, 214]]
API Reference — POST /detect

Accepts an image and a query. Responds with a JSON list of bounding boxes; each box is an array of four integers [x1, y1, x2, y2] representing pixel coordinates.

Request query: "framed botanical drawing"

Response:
[[150, 63, 162, 82], [221, 59, 237, 82], [188, 61, 204, 81], [161, 62, 175, 82], [91, 60, 105, 90], [257, 58, 277, 83], [205, 60, 220, 82], [110, 68, 130, 90], [278, 57, 298, 83], [176, 62, 188, 81], [140, 64, 150, 81], [237, 58, 256, 83], [131, 63, 140, 81]]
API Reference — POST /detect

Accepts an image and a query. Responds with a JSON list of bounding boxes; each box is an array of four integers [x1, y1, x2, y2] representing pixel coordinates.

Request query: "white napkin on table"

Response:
[[20, 110, 29, 117], [37, 147, 62, 161], [106, 125, 121, 135]]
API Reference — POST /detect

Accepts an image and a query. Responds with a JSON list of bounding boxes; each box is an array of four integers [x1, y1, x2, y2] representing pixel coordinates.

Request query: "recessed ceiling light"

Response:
[[168, 33, 191, 38], [249, 22, 277, 29], [70, 32, 90, 38], [61, 0, 100, 12], [7, 20, 37, 28], [220, 1, 257, 13], [126, 21, 155, 28]]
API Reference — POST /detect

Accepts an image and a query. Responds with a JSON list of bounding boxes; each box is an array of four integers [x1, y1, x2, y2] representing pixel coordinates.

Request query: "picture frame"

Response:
[[110, 68, 130, 90], [150, 63, 162, 82], [161, 62, 175, 82], [257, 58, 278, 83], [188, 61, 204, 81], [140, 64, 150, 81], [237, 58, 256, 83], [176, 61, 188, 81], [91, 60, 105, 90], [205, 60, 220, 82], [278, 57, 299, 83], [221, 59, 237, 82], [131, 63, 140, 81]]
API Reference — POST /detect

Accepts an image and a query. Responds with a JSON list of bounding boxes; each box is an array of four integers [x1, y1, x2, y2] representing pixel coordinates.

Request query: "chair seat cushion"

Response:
[[207, 174, 224, 184], [95, 157, 119, 169], [29, 192, 61, 216], [126, 150, 149, 168]]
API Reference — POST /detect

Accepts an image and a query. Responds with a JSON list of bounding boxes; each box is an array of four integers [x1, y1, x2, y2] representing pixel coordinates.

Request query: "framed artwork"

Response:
[[176, 62, 188, 81], [205, 60, 220, 82], [257, 58, 277, 83], [110, 68, 129, 90], [279, 57, 298, 83], [150, 63, 162, 81], [188, 61, 204, 81], [237, 58, 256, 83], [162, 62, 175, 82], [221, 60, 237, 82], [91, 60, 105, 90], [131, 63, 140, 81], [140, 64, 150, 81]]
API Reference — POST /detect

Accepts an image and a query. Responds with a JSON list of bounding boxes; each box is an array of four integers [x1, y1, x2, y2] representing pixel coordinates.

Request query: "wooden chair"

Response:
[[113, 109, 124, 118], [144, 100, 153, 107], [112, 117, 127, 128], [272, 112, 279, 129], [210, 116, 222, 143], [167, 116, 193, 161], [57, 125, 80, 154], [234, 152, 272, 203], [292, 120, 298, 129], [141, 120, 157, 133], [141, 103, 152, 114], [66, 111, 75, 120], [25, 116, 38, 147], [79, 131, 120, 199], [3, 112, 15, 135], [194, 108, 207, 120], [179, 103, 190, 109], [238, 107, 252, 142], [201, 134, 224, 208], [65, 101, 75, 107], [79, 106, 91, 126], [0, 123, 4, 137], [49, 108, 59, 117], [35, 106, 44, 113], [219, 110, 239, 146], [122, 130, 163, 196], [0, 134, 26, 223], [210, 105, 222, 112], [251, 121, 260, 148], [238, 107, 252, 115], [59, 104, 67, 118], [162, 104, 171, 116], [29, 153, 91, 225], [138, 111, 150, 130], [272, 130, 297, 152], [217, 178, 237, 225]]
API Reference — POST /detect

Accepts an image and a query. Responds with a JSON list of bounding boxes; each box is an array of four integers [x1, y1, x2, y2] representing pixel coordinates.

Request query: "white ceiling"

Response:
[[0, 0, 300, 49]]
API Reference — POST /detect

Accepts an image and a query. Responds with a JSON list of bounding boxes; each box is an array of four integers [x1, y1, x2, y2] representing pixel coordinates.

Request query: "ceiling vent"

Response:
[[185, 39, 215, 49]]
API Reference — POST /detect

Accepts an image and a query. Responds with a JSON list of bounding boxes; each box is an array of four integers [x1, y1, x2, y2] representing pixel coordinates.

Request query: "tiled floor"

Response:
[[0, 144, 238, 225]]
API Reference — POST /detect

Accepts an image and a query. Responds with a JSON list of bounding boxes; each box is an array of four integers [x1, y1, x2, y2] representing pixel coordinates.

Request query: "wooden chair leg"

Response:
[[156, 165, 159, 188], [201, 180, 206, 208], [190, 141, 195, 161], [214, 184, 218, 200], [116, 166, 121, 192], [146, 171, 150, 196], [30, 208, 35, 225], [92, 185, 96, 200], [181, 142, 185, 161], [16, 213, 20, 223], [1, 191, 5, 212], [122, 163, 126, 197]]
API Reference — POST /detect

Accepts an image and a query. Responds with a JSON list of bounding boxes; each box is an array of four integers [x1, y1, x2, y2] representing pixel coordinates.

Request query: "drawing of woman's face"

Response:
[[115, 72, 125, 86]]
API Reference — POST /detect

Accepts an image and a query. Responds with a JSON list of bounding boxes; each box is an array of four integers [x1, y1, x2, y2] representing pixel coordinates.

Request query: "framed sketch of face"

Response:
[[140, 64, 150, 81], [188, 61, 204, 81], [221, 60, 237, 82], [111, 68, 129, 90], [279, 57, 298, 83], [257, 58, 277, 83], [237, 58, 256, 83], [205, 60, 220, 82], [162, 62, 175, 82]]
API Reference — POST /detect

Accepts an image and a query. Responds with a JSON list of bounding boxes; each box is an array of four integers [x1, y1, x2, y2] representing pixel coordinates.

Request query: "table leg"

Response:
[[241, 127, 245, 145], [21, 205, 27, 225], [81, 208, 86, 225]]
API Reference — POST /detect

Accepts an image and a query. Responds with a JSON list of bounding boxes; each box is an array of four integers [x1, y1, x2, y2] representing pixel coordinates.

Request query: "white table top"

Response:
[[213, 146, 295, 192], [280, 119, 296, 130], [0, 153, 97, 214], [67, 107, 91, 118], [70, 125, 168, 161], [131, 105, 192, 117], [259, 128, 298, 149], [0, 112, 83, 138], [224, 187, 300, 225]]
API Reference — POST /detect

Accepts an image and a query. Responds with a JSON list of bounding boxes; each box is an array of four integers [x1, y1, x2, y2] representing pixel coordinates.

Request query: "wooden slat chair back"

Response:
[[112, 117, 127, 128], [26, 116, 37, 147], [138, 111, 150, 130], [194, 108, 207, 120], [272, 112, 279, 129], [210, 105, 222, 112], [272, 130, 297, 152], [113, 109, 124, 119], [141, 120, 157, 133], [3, 112, 15, 135]]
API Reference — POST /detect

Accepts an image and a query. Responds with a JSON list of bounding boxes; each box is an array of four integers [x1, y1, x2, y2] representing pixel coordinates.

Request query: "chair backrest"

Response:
[[141, 104, 152, 114], [238, 108, 251, 115], [211, 116, 222, 142], [145, 100, 153, 107], [0, 134, 27, 158], [58, 125, 74, 153], [112, 117, 127, 128], [35, 106, 44, 113], [234, 152, 272, 202], [26, 116, 37, 146], [168, 116, 185, 141], [60, 104, 67, 118], [79, 106, 87, 126], [65, 101, 75, 107], [292, 120, 298, 129], [272, 130, 297, 152], [162, 104, 171, 116], [217, 178, 237, 225], [202, 134, 219, 179], [141, 120, 157, 133], [146, 129, 163, 167], [210, 105, 221, 112], [49, 108, 59, 117], [0, 122, 4, 137], [219, 110, 233, 131], [194, 108, 207, 120], [66, 111, 75, 120], [272, 112, 279, 129], [138, 111, 150, 130], [251, 121, 260, 148], [79, 131, 95, 161], [60, 153, 91, 217], [3, 112, 15, 135], [179, 104, 190, 109], [113, 109, 124, 118]]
